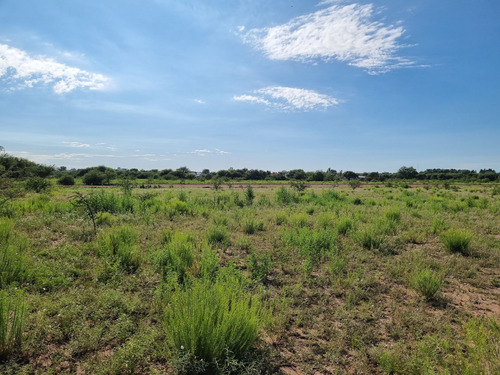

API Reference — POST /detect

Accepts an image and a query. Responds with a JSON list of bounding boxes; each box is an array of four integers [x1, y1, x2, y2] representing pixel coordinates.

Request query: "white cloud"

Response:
[[62, 141, 90, 148], [189, 148, 231, 156], [194, 99, 206, 104], [234, 86, 338, 111], [190, 149, 212, 156], [242, 3, 412, 73], [0, 43, 109, 93]]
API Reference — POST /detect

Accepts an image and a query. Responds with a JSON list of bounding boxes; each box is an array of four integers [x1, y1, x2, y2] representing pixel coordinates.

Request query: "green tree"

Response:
[[398, 166, 418, 179]]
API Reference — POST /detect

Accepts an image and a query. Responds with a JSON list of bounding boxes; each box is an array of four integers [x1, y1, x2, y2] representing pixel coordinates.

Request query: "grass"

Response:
[[413, 268, 442, 300], [441, 228, 473, 255], [163, 275, 264, 373], [0, 291, 26, 359], [0, 183, 499, 373]]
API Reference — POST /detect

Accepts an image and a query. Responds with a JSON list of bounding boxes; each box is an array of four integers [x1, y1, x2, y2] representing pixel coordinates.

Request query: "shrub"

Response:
[[276, 187, 297, 205], [199, 248, 220, 282], [57, 174, 75, 186], [0, 291, 26, 359], [25, 177, 51, 193], [413, 268, 442, 300], [245, 185, 255, 205], [242, 218, 257, 235], [157, 233, 195, 284], [336, 217, 353, 235], [441, 229, 472, 255], [247, 252, 272, 284], [356, 228, 383, 250], [206, 226, 230, 248], [83, 169, 106, 185], [163, 276, 262, 371], [0, 220, 28, 288], [100, 226, 141, 272]]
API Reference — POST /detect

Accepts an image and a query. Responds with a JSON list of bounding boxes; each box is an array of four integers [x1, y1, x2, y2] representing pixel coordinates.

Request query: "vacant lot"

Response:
[[1, 183, 499, 374]]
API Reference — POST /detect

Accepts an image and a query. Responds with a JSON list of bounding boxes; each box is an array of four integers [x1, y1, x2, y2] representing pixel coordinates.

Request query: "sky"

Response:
[[1, 0, 499, 173]]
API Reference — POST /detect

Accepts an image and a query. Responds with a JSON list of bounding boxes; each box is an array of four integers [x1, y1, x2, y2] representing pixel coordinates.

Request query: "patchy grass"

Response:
[[0, 183, 498, 374]]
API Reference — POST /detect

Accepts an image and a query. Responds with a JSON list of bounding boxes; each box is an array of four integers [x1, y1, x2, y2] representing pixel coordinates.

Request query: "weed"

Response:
[[441, 229, 473, 255], [247, 252, 272, 284], [99, 226, 141, 272], [156, 232, 195, 284], [0, 291, 26, 359], [336, 217, 353, 235], [25, 177, 51, 193], [276, 187, 297, 205], [356, 227, 383, 250], [413, 268, 442, 300], [207, 225, 230, 248], [163, 276, 263, 371], [245, 185, 255, 205]]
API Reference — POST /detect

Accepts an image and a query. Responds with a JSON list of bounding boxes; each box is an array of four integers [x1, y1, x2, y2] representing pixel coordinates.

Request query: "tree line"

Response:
[[1, 148, 498, 185]]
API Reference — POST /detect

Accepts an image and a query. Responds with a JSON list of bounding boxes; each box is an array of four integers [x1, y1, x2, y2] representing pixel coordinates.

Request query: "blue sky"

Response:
[[1, 0, 499, 172]]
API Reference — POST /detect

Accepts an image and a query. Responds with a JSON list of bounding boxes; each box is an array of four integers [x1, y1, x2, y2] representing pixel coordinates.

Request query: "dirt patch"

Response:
[[444, 278, 500, 317]]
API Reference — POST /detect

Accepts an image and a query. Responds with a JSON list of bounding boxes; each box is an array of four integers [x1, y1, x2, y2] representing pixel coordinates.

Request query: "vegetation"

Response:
[[0, 149, 499, 373]]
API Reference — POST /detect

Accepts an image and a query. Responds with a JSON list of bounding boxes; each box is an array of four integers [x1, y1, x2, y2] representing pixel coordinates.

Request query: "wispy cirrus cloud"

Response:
[[189, 148, 231, 156], [62, 141, 91, 148], [234, 86, 338, 111], [241, 2, 413, 74], [0, 43, 109, 93]]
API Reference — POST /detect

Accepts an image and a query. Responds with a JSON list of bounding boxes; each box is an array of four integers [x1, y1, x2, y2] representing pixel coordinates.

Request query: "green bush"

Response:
[[356, 228, 383, 250], [336, 217, 353, 235], [163, 276, 262, 372], [276, 187, 298, 205], [413, 268, 442, 300], [441, 229, 472, 255], [199, 248, 220, 282], [157, 233, 195, 284], [99, 226, 141, 272], [0, 220, 28, 288], [83, 169, 107, 185], [57, 174, 75, 186], [247, 252, 272, 284], [25, 177, 51, 193], [207, 226, 230, 248], [0, 291, 26, 359], [245, 185, 255, 205]]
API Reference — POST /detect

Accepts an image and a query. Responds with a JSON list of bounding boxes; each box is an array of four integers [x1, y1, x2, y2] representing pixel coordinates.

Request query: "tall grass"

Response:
[[413, 268, 442, 300], [163, 276, 263, 372], [441, 229, 473, 255], [206, 226, 230, 248], [99, 226, 141, 272], [0, 220, 28, 287], [0, 291, 26, 359], [156, 232, 195, 283]]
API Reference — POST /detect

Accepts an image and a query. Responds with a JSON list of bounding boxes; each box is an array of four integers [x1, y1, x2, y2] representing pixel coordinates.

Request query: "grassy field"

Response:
[[0, 182, 499, 374]]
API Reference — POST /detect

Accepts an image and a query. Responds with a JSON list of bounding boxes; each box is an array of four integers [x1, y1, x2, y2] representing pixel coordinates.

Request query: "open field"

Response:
[[1, 183, 499, 374]]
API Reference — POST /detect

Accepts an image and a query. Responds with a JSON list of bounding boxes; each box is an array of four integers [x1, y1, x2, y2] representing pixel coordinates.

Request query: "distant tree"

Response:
[[398, 166, 418, 179], [343, 171, 358, 180], [287, 169, 307, 181], [58, 174, 75, 186], [310, 171, 325, 181], [83, 169, 106, 185]]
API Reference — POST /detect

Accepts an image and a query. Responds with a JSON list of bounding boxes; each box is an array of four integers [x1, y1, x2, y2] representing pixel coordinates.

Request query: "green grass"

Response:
[[441, 228, 473, 255], [0, 291, 26, 359], [0, 182, 498, 374], [163, 275, 263, 373], [413, 268, 442, 300]]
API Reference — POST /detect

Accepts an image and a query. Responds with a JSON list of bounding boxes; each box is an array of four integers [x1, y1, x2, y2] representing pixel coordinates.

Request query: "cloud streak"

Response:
[[189, 148, 232, 156], [0, 43, 109, 93], [242, 3, 412, 74], [234, 86, 338, 111]]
